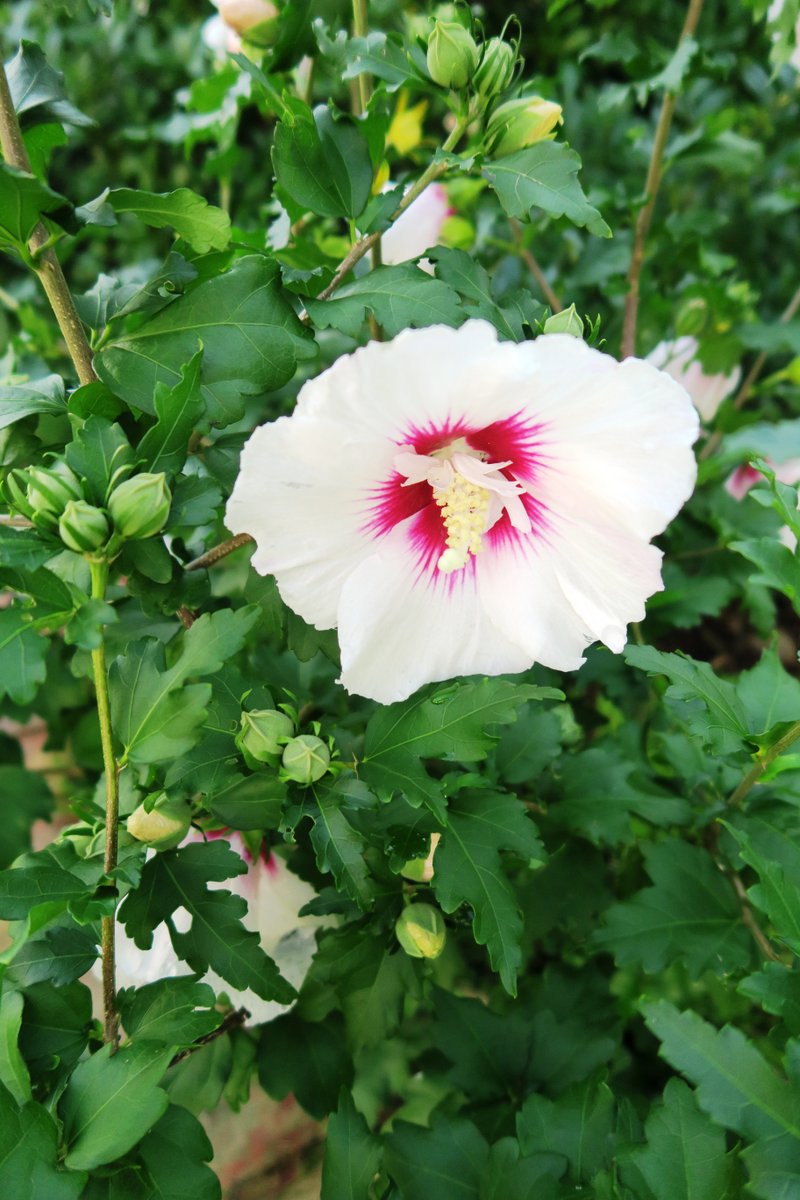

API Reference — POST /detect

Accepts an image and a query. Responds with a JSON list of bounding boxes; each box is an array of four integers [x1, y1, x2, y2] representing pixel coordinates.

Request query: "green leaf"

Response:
[[207, 773, 286, 831], [0, 164, 67, 248], [625, 645, 750, 754], [321, 1089, 382, 1200], [0, 1084, 86, 1200], [479, 1140, 563, 1199], [433, 789, 545, 995], [272, 100, 373, 218], [739, 963, 800, 1033], [594, 839, 753, 975], [314, 25, 417, 91], [0, 526, 53, 569], [0, 766, 53, 869], [0, 859, 90, 920], [61, 1042, 173, 1170], [642, 999, 800, 1141], [136, 350, 205, 477], [136, 1105, 221, 1200], [305, 778, 375, 909], [732, 537, 800, 611], [97, 187, 231, 253], [18, 981, 92, 1079], [95, 255, 315, 422], [0, 990, 31, 1106], [0, 374, 65, 429], [385, 1115, 490, 1200], [64, 416, 134, 505], [428, 247, 522, 340], [432, 987, 531, 1103], [482, 142, 611, 238], [516, 1078, 615, 1182], [109, 607, 259, 764], [625, 1078, 737, 1200], [258, 1012, 353, 1118], [304, 263, 464, 338], [119, 839, 295, 1004], [6, 40, 92, 130], [117, 978, 222, 1046], [361, 679, 555, 816], [5, 923, 98, 987], [726, 821, 800, 955]]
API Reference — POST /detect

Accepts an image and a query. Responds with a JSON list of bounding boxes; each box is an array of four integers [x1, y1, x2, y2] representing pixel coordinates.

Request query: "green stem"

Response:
[[728, 720, 800, 808], [90, 559, 120, 1047], [0, 60, 97, 386], [351, 0, 371, 114]]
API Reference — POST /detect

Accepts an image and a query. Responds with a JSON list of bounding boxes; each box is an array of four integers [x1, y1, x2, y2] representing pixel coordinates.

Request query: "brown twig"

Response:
[[730, 871, 781, 962], [168, 1008, 249, 1068], [620, 0, 706, 359], [185, 532, 254, 572], [0, 60, 97, 385], [509, 220, 562, 312]]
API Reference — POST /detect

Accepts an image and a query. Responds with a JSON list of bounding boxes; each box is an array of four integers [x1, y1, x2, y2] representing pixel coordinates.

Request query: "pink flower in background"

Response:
[[725, 457, 800, 549], [226, 321, 698, 704], [380, 184, 453, 272], [112, 832, 324, 1025], [647, 336, 741, 423]]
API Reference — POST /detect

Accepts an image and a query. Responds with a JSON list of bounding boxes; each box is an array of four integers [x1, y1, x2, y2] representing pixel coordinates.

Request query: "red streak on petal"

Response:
[[467, 410, 548, 482]]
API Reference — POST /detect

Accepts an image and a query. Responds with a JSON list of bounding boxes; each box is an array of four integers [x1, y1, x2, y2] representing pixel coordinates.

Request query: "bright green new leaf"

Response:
[[0, 375, 65, 430], [61, 1042, 174, 1170], [625, 1078, 737, 1200], [0, 1084, 85, 1200], [95, 255, 315, 423], [273, 99, 373, 218], [64, 416, 134, 505], [433, 789, 545, 995], [321, 1089, 382, 1200], [482, 142, 611, 238], [137, 350, 205, 477], [304, 263, 465, 338], [96, 187, 231, 253]]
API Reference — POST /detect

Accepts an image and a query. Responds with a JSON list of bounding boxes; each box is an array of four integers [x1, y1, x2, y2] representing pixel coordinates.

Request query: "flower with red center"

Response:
[[647, 336, 741, 423], [226, 321, 699, 703]]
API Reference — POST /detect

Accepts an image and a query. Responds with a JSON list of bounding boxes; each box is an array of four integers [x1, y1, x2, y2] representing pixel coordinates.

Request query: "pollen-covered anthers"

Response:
[[434, 474, 491, 572]]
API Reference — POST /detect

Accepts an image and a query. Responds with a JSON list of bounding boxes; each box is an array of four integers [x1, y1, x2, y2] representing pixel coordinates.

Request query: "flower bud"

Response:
[[485, 96, 563, 157], [395, 903, 446, 959], [26, 463, 82, 520], [127, 795, 192, 851], [426, 20, 479, 89], [474, 38, 516, 99], [675, 297, 709, 338], [400, 832, 441, 882], [3, 470, 35, 519], [58, 500, 109, 554], [281, 734, 330, 784], [543, 304, 584, 339], [108, 472, 171, 541], [237, 708, 295, 768]]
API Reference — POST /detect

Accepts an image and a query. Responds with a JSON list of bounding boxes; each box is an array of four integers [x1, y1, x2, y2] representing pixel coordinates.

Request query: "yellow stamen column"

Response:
[[435, 475, 491, 573]]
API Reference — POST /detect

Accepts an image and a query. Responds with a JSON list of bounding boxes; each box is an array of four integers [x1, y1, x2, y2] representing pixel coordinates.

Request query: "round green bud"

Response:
[[58, 500, 110, 553], [395, 903, 447, 959], [474, 37, 516, 100], [485, 96, 563, 157], [281, 734, 331, 784], [236, 708, 295, 767], [675, 297, 709, 338], [543, 303, 584, 339], [108, 472, 171, 541], [127, 795, 192, 851], [426, 20, 479, 90], [26, 463, 82, 521]]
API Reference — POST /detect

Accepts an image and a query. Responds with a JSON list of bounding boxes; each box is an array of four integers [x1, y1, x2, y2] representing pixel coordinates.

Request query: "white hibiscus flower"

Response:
[[111, 832, 324, 1026], [647, 335, 741, 423], [226, 321, 699, 704], [380, 184, 453, 273]]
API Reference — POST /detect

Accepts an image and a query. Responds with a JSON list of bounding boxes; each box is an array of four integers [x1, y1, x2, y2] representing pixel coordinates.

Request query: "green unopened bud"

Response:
[[108, 472, 171, 540], [675, 297, 709, 338], [543, 303, 584, 339], [26, 463, 82, 520], [395, 903, 446, 959], [127, 794, 192, 851], [485, 96, 563, 157], [474, 37, 516, 99], [58, 500, 109, 553], [237, 708, 295, 767], [3, 470, 35, 520], [400, 832, 441, 883], [426, 20, 479, 89], [281, 734, 330, 784]]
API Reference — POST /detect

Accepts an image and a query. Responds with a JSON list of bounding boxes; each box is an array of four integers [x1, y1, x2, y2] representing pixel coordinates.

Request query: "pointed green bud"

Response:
[[108, 472, 171, 540], [474, 38, 516, 100], [675, 297, 709, 338], [485, 95, 563, 157], [127, 794, 192, 851], [281, 734, 331, 784], [58, 500, 110, 554], [26, 463, 82, 520], [236, 708, 295, 768], [3, 470, 35, 520], [395, 903, 446, 959], [543, 303, 584, 339], [426, 20, 479, 89]]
